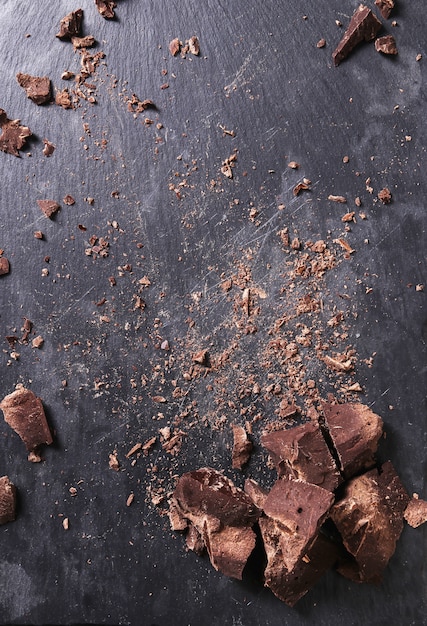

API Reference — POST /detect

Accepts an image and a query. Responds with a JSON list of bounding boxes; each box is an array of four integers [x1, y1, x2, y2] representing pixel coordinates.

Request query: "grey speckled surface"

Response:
[[0, 1, 426, 624]]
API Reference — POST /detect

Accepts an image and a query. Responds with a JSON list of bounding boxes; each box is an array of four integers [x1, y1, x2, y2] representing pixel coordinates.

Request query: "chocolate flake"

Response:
[[95, 0, 117, 19], [375, 0, 394, 19], [404, 496, 427, 528], [16, 73, 51, 105], [0, 386, 53, 457], [0, 109, 31, 156], [37, 199, 60, 219], [56, 9, 83, 40], [375, 35, 397, 55], [0, 476, 16, 525], [332, 5, 382, 67]]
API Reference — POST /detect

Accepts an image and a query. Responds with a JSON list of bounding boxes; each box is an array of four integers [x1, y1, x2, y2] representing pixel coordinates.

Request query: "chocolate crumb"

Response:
[[378, 187, 392, 203], [55, 89, 73, 109], [375, 0, 394, 19], [42, 139, 55, 157], [16, 73, 51, 105], [0, 109, 31, 156], [169, 38, 181, 56], [63, 194, 75, 206], [0, 257, 10, 276], [404, 497, 427, 528], [56, 9, 83, 40], [72, 35, 96, 49], [95, 0, 116, 19], [317, 39, 326, 48], [375, 35, 397, 55], [37, 199, 60, 219], [188, 36, 200, 56], [0, 476, 16, 525], [34, 231, 43, 239], [231, 425, 252, 469]]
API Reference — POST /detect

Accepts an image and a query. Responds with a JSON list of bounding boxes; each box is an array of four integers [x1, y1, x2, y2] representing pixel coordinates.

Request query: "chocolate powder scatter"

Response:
[[0, 109, 31, 156], [332, 5, 382, 66], [0, 386, 53, 459], [0, 257, 10, 276], [375, 35, 398, 55], [404, 497, 427, 528], [37, 199, 60, 219], [42, 139, 55, 157], [95, 0, 117, 19], [16, 73, 52, 105], [0, 476, 16, 525], [56, 9, 83, 40], [231, 424, 252, 469], [375, 0, 394, 19]]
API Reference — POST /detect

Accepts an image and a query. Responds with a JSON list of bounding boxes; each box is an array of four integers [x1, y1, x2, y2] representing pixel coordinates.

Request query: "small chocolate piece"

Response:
[[231, 424, 252, 469], [55, 89, 73, 109], [42, 139, 55, 157], [16, 73, 51, 105], [261, 421, 340, 491], [188, 36, 200, 56], [169, 468, 260, 579], [331, 461, 409, 583], [332, 5, 382, 66], [169, 38, 181, 56], [56, 9, 83, 40], [404, 497, 427, 528], [0, 386, 53, 456], [322, 402, 383, 479], [375, 35, 397, 55], [375, 0, 394, 19], [378, 187, 392, 203], [0, 109, 31, 157], [95, 0, 116, 19], [37, 199, 60, 219], [71, 35, 96, 49], [0, 476, 16, 524], [0, 257, 10, 276], [262, 477, 334, 573]]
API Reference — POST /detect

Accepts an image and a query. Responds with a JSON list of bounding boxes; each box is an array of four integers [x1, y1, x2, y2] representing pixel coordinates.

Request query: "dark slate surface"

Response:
[[0, 1, 426, 624]]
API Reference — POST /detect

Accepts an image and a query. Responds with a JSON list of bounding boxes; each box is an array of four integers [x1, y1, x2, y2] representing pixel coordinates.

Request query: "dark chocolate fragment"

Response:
[[331, 461, 409, 583], [95, 0, 116, 19], [322, 402, 383, 479], [56, 9, 83, 40], [0, 257, 10, 276], [37, 199, 60, 219], [261, 421, 340, 491], [404, 497, 427, 528], [231, 424, 252, 469], [169, 468, 260, 579], [42, 139, 55, 157], [16, 73, 51, 105], [332, 5, 382, 66], [169, 38, 181, 56], [0, 386, 53, 457], [375, 35, 397, 55], [375, 0, 394, 19], [0, 476, 16, 524], [0, 109, 31, 157]]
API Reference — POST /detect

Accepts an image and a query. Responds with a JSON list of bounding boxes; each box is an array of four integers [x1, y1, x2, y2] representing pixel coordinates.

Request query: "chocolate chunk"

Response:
[[0, 257, 10, 276], [56, 9, 83, 40], [322, 402, 383, 479], [375, 0, 394, 19], [231, 424, 252, 469], [375, 35, 398, 55], [188, 36, 200, 56], [0, 386, 53, 457], [332, 5, 382, 66], [378, 187, 392, 203], [0, 476, 16, 524], [262, 478, 334, 573], [261, 421, 340, 491], [95, 0, 116, 19], [169, 468, 260, 579], [169, 38, 181, 56], [331, 461, 409, 583], [37, 199, 60, 218], [16, 73, 51, 105], [0, 109, 31, 157], [404, 497, 427, 528]]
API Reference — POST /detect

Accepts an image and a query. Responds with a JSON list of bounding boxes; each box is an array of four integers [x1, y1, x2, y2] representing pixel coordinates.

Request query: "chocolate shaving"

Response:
[[332, 5, 382, 67], [0, 109, 31, 157], [16, 73, 51, 105]]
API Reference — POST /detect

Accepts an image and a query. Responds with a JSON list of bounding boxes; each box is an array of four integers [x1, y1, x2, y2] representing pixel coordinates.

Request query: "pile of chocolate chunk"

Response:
[[169, 402, 427, 606]]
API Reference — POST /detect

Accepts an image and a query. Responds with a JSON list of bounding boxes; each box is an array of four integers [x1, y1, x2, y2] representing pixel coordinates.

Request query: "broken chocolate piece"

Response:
[[262, 477, 334, 573], [169, 38, 181, 56], [71, 35, 96, 49], [55, 89, 73, 109], [0, 386, 53, 456], [261, 422, 340, 491], [95, 0, 116, 19], [0, 476, 16, 524], [378, 187, 392, 203], [188, 36, 200, 56], [56, 9, 83, 40], [375, 35, 397, 55], [331, 461, 409, 583], [375, 0, 394, 19], [16, 73, 51, 105], [37, 199, 60, 219], [169, 468, 260, 579], [42, 139, 55, 157], [231, 424, 252, 469], [404, 497, 427, 528], [0, 109, 31, 156], [332, 5, 382, 66], [0, 257, 10, 276], [322, 402, 383, 479]]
